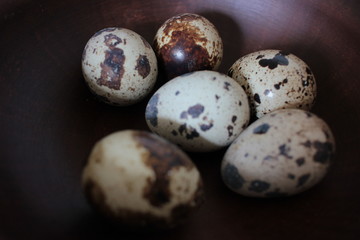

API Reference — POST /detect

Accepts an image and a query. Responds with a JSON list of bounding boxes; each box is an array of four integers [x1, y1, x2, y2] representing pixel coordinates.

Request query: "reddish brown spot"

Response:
[[135, 55, 150, 78], [133, 131, 200, 208], [154, 14, 217, 79], [97, 34, 125, 90], [104, 33, 122, 47]]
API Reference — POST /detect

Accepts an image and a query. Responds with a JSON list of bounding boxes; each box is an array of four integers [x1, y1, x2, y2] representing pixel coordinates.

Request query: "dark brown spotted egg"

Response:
[[82, 130, 204, 228], [145, 70, 250, 152], [154, 13, 223, 80], [221, 109, 335, 197], [228, 49, 316, 118], [82, 27, 157, 106]]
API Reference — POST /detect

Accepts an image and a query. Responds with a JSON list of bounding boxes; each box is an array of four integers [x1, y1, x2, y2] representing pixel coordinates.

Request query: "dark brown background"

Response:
[[1, 0, 359, 239]]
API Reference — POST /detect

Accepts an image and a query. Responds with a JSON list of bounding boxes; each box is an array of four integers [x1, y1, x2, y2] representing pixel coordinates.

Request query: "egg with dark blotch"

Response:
[[154, 13, 223, 80], [228, 49, 317, 118], [145, 70, 250, 152], [82, 130, 204, 229], [221, 109, 335, 198], [82, 27, 158, 106]]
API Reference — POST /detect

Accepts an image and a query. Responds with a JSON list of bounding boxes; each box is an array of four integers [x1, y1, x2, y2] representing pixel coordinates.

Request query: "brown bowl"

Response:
[[1, 0, 359, 239]]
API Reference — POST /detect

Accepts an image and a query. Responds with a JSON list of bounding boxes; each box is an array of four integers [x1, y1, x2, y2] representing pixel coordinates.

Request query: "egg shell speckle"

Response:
[[145, 70, 250, 152], [221, 109, 335, 198], [154, 13, 223, 79], [82, 27, 158, 106], [82, 130, 204, 228], [228, 49, 317, 118]]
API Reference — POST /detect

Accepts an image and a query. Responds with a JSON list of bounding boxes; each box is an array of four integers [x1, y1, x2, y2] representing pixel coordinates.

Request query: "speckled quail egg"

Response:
[[145, 70, 250, 152], [228, 49, 317, 118], [82, 130, 204, 228], [221, 109, 335, 198], [82, 27, 158, 106], [154, 13, 223, 80]]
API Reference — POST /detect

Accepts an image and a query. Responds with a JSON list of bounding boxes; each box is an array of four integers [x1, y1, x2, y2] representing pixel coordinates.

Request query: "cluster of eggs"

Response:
[[81, 13, 335, 228]]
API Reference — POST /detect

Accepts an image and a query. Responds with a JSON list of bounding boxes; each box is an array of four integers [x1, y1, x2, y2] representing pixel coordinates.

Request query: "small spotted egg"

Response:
[[228, 49, 317, 118], [82, 27, 158, 106], [145, 70, 250, 152], [82, 130, 204, 228], [221, 109, 335, 198], [154, 13, 223, 80]]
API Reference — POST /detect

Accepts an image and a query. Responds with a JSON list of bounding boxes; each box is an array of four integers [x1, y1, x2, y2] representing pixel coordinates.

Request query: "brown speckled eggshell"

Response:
[[228, 50, 316, 118], [154, 13, 223, 80], [221, 109, 335, 198], [82, 27, 158, 106], [82, 130, 204, 228]]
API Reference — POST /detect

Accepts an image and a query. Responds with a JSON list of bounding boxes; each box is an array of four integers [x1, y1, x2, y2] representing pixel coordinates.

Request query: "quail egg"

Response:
[[82, 130, 204, 228], [228, 50, 317, 118], [221, 109, 335, 197], [145, 70, 250, 152], [82, 27, 158, 106], [154, 13, 223, 80]]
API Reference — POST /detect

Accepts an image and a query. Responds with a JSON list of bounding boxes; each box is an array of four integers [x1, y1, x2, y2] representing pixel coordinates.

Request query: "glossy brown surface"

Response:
[[154, 13, 222, 79], [0, 0, 359, 239]]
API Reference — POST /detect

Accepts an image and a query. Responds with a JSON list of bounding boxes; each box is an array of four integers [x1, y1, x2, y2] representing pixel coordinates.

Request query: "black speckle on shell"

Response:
[[222, 163, 245, 190], [296, 157, 306, 166], [297, 173, 311, 187], [288, 173, 296, 179], [232, 115, 237, 123], [279, 144, 292, 159], [178, 124, 200, 140], [313, 141, 334, 164], [248, 180, 270, 193], [224, 81, 231, 91], [258, 52, 289, 69], [253, 123, 270, 134], [254, 93, 261, 104], [227, 125, 234, 138]]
